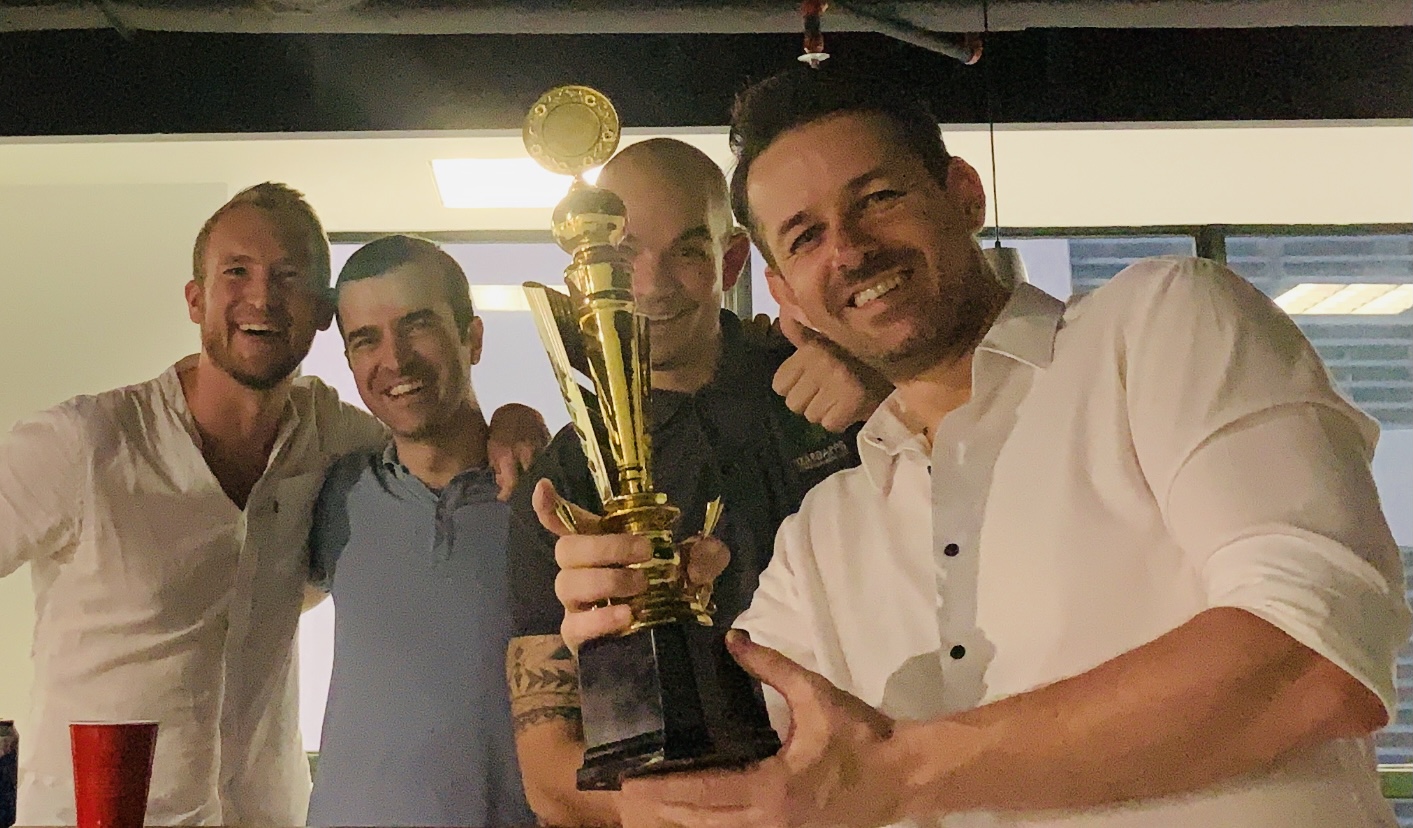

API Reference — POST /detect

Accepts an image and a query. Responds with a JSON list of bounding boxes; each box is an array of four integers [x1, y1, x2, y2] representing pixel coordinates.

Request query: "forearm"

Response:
[[515, 720, 620, 827], [892, 607, 1385, 816], [508, 635, 621, 827]]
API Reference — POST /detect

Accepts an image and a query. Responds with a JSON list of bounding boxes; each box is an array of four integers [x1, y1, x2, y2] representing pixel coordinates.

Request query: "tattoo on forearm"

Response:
[[507, 634, 584, 733]]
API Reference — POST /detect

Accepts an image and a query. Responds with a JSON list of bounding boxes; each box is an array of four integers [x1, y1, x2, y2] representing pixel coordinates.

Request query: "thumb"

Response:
[[778, 312, 814, 349], [724, 629, 818, 705], [531, 478, 601, 536]]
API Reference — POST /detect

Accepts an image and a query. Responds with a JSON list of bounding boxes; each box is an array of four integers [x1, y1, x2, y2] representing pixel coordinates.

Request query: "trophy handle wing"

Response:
[[524, 282, 617, 507]]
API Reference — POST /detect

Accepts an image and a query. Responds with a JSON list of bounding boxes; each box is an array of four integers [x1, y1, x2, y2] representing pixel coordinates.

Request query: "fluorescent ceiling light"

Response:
[[470, 284, 533, 312], [432, 158, 600, 209], [1274, 283, 1413, 315]]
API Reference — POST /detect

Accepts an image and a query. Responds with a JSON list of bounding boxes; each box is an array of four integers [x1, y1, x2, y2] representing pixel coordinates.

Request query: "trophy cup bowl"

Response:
[[521, 85, 781, 791]]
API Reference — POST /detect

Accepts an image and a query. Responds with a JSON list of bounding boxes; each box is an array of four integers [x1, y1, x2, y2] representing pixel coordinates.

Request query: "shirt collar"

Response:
[[975, 282, 1066, 371], [379, 441, 499, 499], [380, 440, 405, 475], [158, 354, 305, 459], [650, 310, 758, 424], [855, 282, 1065, 487]]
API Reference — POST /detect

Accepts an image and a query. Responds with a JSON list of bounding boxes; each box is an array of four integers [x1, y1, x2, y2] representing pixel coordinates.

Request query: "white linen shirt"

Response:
[[0, 356, 385, 826], [737, 257, 1411, 828]]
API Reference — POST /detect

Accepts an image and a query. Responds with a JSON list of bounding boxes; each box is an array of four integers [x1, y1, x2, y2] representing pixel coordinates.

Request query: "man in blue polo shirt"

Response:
[[306, 235, 542, 827]]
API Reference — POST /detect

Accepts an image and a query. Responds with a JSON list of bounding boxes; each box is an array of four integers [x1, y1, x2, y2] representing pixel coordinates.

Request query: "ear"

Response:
[[721, 229, 752, 294], [947, 156, 988, 235], [184, 279, 204, 325], [764, 265, 810, 330], [465, 315, 485, 366], [315, 290, 336, 332]]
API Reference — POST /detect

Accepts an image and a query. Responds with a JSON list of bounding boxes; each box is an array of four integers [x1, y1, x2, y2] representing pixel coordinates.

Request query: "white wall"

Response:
[[0, 182, 229, 734]]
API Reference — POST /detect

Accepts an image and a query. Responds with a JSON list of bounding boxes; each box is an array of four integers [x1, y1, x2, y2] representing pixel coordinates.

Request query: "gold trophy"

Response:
[[522, 85, 780, 791]]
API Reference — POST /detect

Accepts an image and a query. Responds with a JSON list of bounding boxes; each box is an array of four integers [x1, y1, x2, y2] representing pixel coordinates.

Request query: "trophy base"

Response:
[[575, 621, 782, 791]]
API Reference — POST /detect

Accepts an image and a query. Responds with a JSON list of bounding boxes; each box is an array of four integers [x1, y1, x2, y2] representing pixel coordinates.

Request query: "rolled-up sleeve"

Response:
[[0, 405, 85, 577], [1125, 258, 1410, 717]]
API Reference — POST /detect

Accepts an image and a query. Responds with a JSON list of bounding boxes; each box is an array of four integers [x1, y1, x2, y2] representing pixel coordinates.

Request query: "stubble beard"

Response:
[[203, 328, 301, 391], [863, 268, 1011, 384]]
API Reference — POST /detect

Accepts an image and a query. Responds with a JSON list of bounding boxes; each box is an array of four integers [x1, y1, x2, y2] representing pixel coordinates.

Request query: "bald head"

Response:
[[598, 138, 733, 237], [594, 138, 751, 393]]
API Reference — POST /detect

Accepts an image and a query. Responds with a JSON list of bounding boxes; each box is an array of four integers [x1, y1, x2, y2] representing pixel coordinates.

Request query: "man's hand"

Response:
[[772, 317, 892, 433], [488, 403, 551, 501], [530, 479, 729, 652], [618, 630, 906, 828]]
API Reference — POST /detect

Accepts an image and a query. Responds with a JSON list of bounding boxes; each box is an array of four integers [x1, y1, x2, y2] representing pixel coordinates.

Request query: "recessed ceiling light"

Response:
[[470, 285, 532, 312], [431, 158, 600, 209], [1274, 283, 1413, 315]]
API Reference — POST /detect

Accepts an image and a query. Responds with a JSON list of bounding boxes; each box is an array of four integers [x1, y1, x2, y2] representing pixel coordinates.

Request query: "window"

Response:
[[1222, 232, 1413, 788]]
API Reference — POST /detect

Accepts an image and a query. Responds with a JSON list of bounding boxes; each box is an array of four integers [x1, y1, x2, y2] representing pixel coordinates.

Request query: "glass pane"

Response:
[[1226, 234, 1413, 779]]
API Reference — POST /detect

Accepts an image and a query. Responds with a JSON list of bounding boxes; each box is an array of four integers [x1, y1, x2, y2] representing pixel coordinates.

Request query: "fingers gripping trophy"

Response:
[[521, 86, 781, 791]]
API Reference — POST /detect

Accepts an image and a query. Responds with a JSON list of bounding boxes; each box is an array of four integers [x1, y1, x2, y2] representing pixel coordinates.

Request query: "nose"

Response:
[[829, 218, 877, 276], [241, 268, 286, 311], [629, 249, 671, 302], [361, 330, 412, 384]]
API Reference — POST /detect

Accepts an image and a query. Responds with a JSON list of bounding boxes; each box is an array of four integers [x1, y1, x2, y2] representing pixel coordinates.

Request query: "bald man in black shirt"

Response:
[[504, 138, 889, 827]]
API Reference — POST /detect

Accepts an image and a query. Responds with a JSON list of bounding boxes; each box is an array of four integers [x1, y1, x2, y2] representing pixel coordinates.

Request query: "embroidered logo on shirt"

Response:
[[793, 440, 852, 473]]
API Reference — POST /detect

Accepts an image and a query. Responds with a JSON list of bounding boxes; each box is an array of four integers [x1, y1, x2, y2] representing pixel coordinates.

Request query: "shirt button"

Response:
[[943, 543, 959, 557], [950, 645, 966, 659]]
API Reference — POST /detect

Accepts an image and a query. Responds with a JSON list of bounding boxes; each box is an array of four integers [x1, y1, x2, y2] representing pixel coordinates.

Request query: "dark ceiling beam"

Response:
[[0, 26, 1408, 137], [0, 0, 1409, 33]]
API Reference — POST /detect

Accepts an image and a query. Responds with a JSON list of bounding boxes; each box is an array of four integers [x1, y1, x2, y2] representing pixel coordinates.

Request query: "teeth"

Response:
[[852, 275, 903, 308], [239, 324, 277, 333], [388, 382, 424, 397]]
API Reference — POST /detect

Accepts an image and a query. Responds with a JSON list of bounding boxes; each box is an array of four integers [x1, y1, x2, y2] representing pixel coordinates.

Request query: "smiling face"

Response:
[[338, 257, 483, 442], [596, 141, 747, 387], [749, 112, 1005, 382], [186, 203, 333, 390]]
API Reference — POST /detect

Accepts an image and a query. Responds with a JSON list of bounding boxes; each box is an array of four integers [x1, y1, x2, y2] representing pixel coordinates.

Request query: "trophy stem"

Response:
[[601, 495, 711, 629]]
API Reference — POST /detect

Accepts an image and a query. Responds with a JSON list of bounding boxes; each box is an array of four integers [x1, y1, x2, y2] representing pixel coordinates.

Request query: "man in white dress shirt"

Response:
[[541, 67, 1411, 828], [0, 183, 543, 826]]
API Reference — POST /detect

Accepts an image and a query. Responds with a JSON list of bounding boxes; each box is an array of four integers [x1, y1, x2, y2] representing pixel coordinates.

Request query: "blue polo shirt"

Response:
[[306, 444, 533, 827]]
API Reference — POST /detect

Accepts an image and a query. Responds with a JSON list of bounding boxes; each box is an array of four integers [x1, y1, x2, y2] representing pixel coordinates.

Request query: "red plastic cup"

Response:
[[69, 722, 158, 828]]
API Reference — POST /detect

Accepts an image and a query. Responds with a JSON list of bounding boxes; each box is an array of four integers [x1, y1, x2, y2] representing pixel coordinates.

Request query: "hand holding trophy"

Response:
[[521, 85, 781, 791]]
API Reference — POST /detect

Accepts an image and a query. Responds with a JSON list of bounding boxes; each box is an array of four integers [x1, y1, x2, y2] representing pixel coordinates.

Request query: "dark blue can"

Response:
[[0, 719, 16, 828]]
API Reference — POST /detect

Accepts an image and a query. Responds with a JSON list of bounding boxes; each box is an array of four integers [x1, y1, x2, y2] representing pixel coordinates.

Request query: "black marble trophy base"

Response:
[[575, 621, 781, 791]]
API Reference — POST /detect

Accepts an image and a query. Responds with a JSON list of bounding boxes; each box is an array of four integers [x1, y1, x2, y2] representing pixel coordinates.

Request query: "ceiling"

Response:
[[1, 0, 1409, 34], [0, 2, 1409, 136]]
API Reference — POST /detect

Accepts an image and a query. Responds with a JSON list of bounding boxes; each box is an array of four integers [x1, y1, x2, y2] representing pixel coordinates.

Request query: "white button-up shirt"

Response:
[[738, 257, 1411, 828], [0, 356, 385, 826]]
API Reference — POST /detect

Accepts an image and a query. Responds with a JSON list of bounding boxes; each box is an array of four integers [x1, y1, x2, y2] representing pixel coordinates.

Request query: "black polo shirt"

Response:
[[508, 310, 862, 636]]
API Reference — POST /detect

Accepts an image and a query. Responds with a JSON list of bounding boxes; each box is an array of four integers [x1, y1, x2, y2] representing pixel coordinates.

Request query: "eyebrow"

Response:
[[397, 308, 439, 328], [673, 225, 714, 246], [771, 169, 888, 243], [344, 324, 378, 343]]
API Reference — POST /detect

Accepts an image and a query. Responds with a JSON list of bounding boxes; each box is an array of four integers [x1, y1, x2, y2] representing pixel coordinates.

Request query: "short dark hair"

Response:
[[334, 235, 476, 337], [193, 182, 331, 288], [728, 66, 951, 257]]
